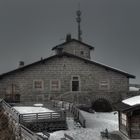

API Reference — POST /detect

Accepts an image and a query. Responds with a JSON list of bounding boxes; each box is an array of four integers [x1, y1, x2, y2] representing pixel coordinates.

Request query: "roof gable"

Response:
[[0, 52, 135, 79], [61, 53, 135, 78], [52, 39, 94, 50]]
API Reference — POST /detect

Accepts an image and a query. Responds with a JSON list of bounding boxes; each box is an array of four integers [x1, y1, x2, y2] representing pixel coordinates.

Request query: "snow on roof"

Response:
[[13, 106, 54, 114], [122, 95, 140, 106], [129, 86, 140, 91]]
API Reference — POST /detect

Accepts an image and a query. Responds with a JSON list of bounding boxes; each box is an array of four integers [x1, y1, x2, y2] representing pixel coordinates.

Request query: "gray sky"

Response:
[[0, 0, 140, 84]]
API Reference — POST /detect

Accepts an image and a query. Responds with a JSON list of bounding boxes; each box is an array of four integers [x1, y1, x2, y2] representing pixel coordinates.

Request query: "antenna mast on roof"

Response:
[[76, 3, 82, 41]]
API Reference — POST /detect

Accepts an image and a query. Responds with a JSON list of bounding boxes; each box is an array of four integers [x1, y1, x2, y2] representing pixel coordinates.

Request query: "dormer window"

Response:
[[56, 48, 63, 55]]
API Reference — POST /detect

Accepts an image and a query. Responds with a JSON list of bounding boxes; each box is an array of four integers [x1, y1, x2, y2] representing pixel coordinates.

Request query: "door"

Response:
[[72, 81, 79, 91], [71, 76, 80, 91]]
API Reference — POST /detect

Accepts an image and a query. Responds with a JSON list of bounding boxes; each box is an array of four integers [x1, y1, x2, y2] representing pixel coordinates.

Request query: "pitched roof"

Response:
[[0, 52, 135, 79], [52, 39, 94, 50], [115, 102, 140, 113], [114, 102, 131, 112]]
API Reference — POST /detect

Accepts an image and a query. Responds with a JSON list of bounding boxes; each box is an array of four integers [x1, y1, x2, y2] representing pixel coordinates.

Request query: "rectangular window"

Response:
[[33, 80, 44, 90], [50, 80, 60, 91], [99, 80, 110, 90], [121, 113, 127, 126]]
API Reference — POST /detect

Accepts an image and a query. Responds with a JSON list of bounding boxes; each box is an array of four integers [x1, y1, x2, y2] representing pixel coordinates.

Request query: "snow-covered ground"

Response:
[[13, 106, 119, 140], [13, 106, 54, 114], [49, 111, 118, 140]]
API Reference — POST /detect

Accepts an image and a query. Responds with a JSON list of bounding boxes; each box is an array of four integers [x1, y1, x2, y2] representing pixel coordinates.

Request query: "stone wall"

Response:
[[0, 55, 129, 105], [60, 41, 91, 59], [0, 108, 16, 140]]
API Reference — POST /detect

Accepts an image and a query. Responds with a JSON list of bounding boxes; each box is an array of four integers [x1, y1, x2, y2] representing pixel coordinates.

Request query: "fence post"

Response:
[[77, 111, 79, 121], [50, 112, 52, 120], [83, 120, 86, 128], [36, 113, 38, 121]]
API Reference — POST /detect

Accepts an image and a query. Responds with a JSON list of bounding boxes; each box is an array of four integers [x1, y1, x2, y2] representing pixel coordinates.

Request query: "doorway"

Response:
[[71, 76, 80, 91]]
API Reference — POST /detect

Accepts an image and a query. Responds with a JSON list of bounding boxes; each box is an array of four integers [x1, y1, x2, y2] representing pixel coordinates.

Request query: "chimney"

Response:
[[19, 61, 24, 68], [66, 34, 71, 42]]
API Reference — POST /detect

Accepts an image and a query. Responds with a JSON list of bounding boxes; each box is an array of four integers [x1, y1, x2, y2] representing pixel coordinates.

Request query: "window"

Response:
[[80, 51, 84, 55], [121, 113, 127, 126], [50, 80, 60, 91], [33, 80, 44, 90], [71, 76, 80, 91], [99, 80, 110, 90]]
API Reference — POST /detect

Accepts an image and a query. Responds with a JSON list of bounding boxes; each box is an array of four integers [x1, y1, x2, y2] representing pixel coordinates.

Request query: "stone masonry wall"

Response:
[[61, 41, 91, 59], [0, 55, 129, 104]]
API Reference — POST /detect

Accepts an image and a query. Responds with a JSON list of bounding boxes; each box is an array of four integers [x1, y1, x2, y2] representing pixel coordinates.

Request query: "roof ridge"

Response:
[[0, 52, 135, 79], [52, 38, 94, 50]]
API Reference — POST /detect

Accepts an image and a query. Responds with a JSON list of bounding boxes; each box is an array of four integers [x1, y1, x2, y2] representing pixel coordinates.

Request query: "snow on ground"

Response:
[[81, 111, 118, 131], [13, 105, 119, 140], [49, 111, 118, 140], [34, 103, 44, 107], [129, 86, 140, 91], [13, 106, 54, 114], [122, 95, 140, 106]]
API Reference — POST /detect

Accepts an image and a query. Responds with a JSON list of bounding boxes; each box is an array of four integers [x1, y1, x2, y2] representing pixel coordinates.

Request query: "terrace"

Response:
[[2, 100, 67, 132]]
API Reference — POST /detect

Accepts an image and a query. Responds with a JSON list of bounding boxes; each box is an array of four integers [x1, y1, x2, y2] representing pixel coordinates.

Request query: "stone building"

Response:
[[0, 36, 135, 111]]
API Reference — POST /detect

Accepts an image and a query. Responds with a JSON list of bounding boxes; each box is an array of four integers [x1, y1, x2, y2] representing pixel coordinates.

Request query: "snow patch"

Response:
[[49, 111, 118, 140], [129, 86, 140, 91], [13, 106, 54, 114], [34, 103, 43, 107], [122, 95, 140, 106]]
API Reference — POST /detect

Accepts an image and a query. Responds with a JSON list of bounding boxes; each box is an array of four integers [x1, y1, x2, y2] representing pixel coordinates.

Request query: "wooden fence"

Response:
[[1, 100, 51, 140], [2, 100, 67, 139], [19, 111, 65, 123], [61, 133, 74, 140], [2, 99, 66, 124], [64, 133, 74, 140], [52, 100, 86, 128]]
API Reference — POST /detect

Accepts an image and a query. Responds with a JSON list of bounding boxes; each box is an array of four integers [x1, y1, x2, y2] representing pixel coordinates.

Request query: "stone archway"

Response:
[[92, 98, 112, 112]]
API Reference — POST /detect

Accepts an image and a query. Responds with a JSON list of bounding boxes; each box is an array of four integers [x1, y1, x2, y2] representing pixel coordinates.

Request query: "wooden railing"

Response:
[[69, 104, 86, 128], [19, 111, 65, 123], [2, 99, 66, 124], [1, 100, 72, 140], [52, 100, 86, 128]]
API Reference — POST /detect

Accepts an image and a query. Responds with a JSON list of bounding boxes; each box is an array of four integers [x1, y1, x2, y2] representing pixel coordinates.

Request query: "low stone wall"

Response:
[[0, 109, 16, 140], [4, 110, 20, 140]]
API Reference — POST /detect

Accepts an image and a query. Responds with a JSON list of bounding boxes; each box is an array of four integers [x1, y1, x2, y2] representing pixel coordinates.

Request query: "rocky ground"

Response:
[[0, 109, 15, 140]]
